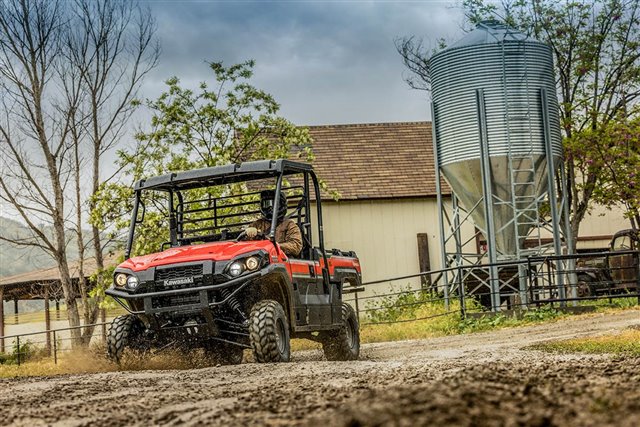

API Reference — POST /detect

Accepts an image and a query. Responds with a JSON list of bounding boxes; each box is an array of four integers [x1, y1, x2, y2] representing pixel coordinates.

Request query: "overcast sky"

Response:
[[140, 0, 468, 126]]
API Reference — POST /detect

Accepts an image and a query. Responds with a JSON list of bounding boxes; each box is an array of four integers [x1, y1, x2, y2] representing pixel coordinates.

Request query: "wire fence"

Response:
[[344, 249, 640, 326], [1, 250, 637, 365], [0, 323, 109, 366]]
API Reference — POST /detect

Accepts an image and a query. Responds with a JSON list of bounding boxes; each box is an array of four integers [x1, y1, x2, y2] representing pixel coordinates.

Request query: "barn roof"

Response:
[[305, 121, 450, 200]]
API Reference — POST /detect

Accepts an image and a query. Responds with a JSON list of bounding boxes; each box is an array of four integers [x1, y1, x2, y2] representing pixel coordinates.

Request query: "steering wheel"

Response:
[[236, 230, 267, 241]]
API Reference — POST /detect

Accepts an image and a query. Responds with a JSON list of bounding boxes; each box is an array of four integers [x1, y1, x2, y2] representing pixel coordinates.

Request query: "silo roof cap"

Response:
[[449, 20, 531, 49]]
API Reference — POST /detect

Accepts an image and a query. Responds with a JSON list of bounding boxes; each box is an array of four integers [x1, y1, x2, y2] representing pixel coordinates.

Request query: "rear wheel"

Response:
[[321, 303, 360, 361], [249, 299, 290, 363], [106, 315, 147, 363], [576, 274, 595, 298]]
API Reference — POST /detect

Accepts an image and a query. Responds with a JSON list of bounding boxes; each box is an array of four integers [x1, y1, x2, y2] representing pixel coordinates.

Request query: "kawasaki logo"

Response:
[[163, 277, 194, 287]]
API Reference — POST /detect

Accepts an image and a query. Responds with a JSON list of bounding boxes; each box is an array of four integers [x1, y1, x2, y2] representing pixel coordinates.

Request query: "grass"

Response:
[[530, 328, 640, 356]]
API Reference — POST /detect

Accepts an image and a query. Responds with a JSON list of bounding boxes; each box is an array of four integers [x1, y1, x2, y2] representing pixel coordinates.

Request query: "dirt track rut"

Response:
[[1, 310, 639, 426]]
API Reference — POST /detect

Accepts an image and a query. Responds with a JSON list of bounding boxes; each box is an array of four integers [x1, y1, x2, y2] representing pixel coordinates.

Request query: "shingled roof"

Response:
[[304, 121, 449, 201]]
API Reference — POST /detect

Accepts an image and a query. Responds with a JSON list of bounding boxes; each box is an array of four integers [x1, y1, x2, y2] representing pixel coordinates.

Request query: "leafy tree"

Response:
[[396, 0, 640, 246], [568, 115, 640, 226], [91, 60, 315, 260]]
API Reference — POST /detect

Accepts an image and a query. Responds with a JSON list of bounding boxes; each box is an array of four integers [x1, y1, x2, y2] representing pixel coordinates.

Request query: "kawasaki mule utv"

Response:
[[105, 160, 362, 364]]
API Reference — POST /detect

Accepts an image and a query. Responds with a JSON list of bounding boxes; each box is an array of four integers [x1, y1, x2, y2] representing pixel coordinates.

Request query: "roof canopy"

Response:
[[135, 159, 313, 191]]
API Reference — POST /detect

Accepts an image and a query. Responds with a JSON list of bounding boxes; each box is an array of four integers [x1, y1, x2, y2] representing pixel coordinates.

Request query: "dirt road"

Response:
[[1, 310, 639, 427]]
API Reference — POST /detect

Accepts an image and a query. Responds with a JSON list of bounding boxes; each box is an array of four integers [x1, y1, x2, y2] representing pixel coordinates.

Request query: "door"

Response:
[[289, 256, 331, 326]]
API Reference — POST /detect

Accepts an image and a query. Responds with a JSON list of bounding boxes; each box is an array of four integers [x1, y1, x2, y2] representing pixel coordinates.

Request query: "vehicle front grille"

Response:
[[154, 264, 205, 292], [156, 264, 203, 281]]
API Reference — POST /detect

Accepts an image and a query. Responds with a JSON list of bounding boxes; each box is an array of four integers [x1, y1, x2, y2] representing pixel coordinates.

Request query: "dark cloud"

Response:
[[141, 0, 465, 125]]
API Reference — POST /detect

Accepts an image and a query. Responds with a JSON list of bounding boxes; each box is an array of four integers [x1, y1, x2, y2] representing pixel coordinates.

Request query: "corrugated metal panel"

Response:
[[431, 40, 562, 166]]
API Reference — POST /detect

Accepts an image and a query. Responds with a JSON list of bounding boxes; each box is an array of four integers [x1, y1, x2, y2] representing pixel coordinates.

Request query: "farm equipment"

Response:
[[105, 159, 361, 364], [576, 229, 640, 297]]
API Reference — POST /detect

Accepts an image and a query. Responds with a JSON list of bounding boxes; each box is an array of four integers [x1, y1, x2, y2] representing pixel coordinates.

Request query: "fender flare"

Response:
[[252, 264, 296, 330], [332, 267, 362, 287]]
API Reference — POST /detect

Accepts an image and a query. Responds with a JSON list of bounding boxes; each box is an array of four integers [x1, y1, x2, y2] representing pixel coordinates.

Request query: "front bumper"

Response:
[[106, 269, 263, 315]]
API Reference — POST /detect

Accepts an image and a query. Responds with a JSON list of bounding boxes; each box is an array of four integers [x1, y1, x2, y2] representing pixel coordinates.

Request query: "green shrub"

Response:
[[0, 340, 37, 365], [365, 286, 446, 323]]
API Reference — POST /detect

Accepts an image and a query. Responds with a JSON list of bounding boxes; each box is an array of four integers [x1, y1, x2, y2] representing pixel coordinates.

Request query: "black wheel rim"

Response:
[[345, 318, 356, 350], [275, 318, 286, 354]]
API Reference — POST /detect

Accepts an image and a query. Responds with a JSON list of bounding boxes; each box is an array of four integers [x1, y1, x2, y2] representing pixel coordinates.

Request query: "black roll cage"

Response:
[[125, 159, 328, 267]]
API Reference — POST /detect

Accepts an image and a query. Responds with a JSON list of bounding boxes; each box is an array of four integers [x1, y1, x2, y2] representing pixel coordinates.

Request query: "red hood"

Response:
[[119, 240, 275, 271]]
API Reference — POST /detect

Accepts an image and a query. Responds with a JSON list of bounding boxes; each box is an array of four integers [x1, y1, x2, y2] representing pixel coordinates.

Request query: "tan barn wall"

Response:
[[537, 203, 630, 251], [574, 204, 631, 251], [311, 198, 476, 296]]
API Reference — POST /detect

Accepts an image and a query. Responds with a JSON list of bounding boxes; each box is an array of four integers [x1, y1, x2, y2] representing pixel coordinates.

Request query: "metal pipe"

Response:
[[559, 162, 577, 302], [125, 191, 141, 259], [270, 173, 283, 256], [431, 101, 450, 310], [168, 190, 177, 246], [44, 287, 51, 355], [476, 89, 501, 311], [53, 330, 57, 364], [311, 172, 331, 282], [176, 191, 184, 241], [304, 173, 312, 250], [541, 88, 566, 305], [0, 288, 4, 354], [458, 266, 466, 318]]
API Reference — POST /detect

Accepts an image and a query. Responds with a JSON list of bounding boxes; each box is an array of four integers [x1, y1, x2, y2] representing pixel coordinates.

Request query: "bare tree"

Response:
[[69, 0, 159, 277], [0, 0, 83, 342], [66, 0, 159, 342], [0, 0, 158, 345]]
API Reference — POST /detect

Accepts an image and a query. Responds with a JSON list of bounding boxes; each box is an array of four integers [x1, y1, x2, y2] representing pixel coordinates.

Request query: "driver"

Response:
[[244, 190, 302, 257]]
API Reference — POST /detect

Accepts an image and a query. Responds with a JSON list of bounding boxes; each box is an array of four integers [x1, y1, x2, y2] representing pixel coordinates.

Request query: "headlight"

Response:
[[245, 256, 259, 271], [126, 275, 139, 290], [115, 273, 128, 287], [229, 262, 243, 277]]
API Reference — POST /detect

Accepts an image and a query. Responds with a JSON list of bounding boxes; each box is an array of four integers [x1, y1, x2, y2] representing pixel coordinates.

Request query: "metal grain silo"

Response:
[[430, 20, 563, 257]]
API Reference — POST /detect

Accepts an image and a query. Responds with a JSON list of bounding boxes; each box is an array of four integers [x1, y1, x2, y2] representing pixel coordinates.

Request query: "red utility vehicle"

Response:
[[106, 160, 362, 364]]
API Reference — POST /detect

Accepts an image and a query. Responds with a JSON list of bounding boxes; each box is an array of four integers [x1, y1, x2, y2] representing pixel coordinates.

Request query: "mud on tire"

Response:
[[321, 303, 360, 361], [249, 299, 290, 363], [106, 314, 146, 363]]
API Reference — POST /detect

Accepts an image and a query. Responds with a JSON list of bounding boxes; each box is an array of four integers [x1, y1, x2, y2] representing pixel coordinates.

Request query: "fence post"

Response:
[[633, 252, 640, 305], [354, 292, 360, 320], [16, 335, 20, 366], [53, 330, 57, 365], [0, 288, 4, 354], [45, 286, 51, 356], [458, 266, 466, 319], [101, 308, 107, 342]]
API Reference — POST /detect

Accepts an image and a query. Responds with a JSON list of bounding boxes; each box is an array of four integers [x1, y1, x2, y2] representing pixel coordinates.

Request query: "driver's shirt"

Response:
[[250, 218, 303, 258]]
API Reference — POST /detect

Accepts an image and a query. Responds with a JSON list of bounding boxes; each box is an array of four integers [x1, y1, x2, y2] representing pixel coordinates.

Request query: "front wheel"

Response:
[[249, 300, 291, 363], [321, 303, 360, 361], [106, 315, 147, 363]]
